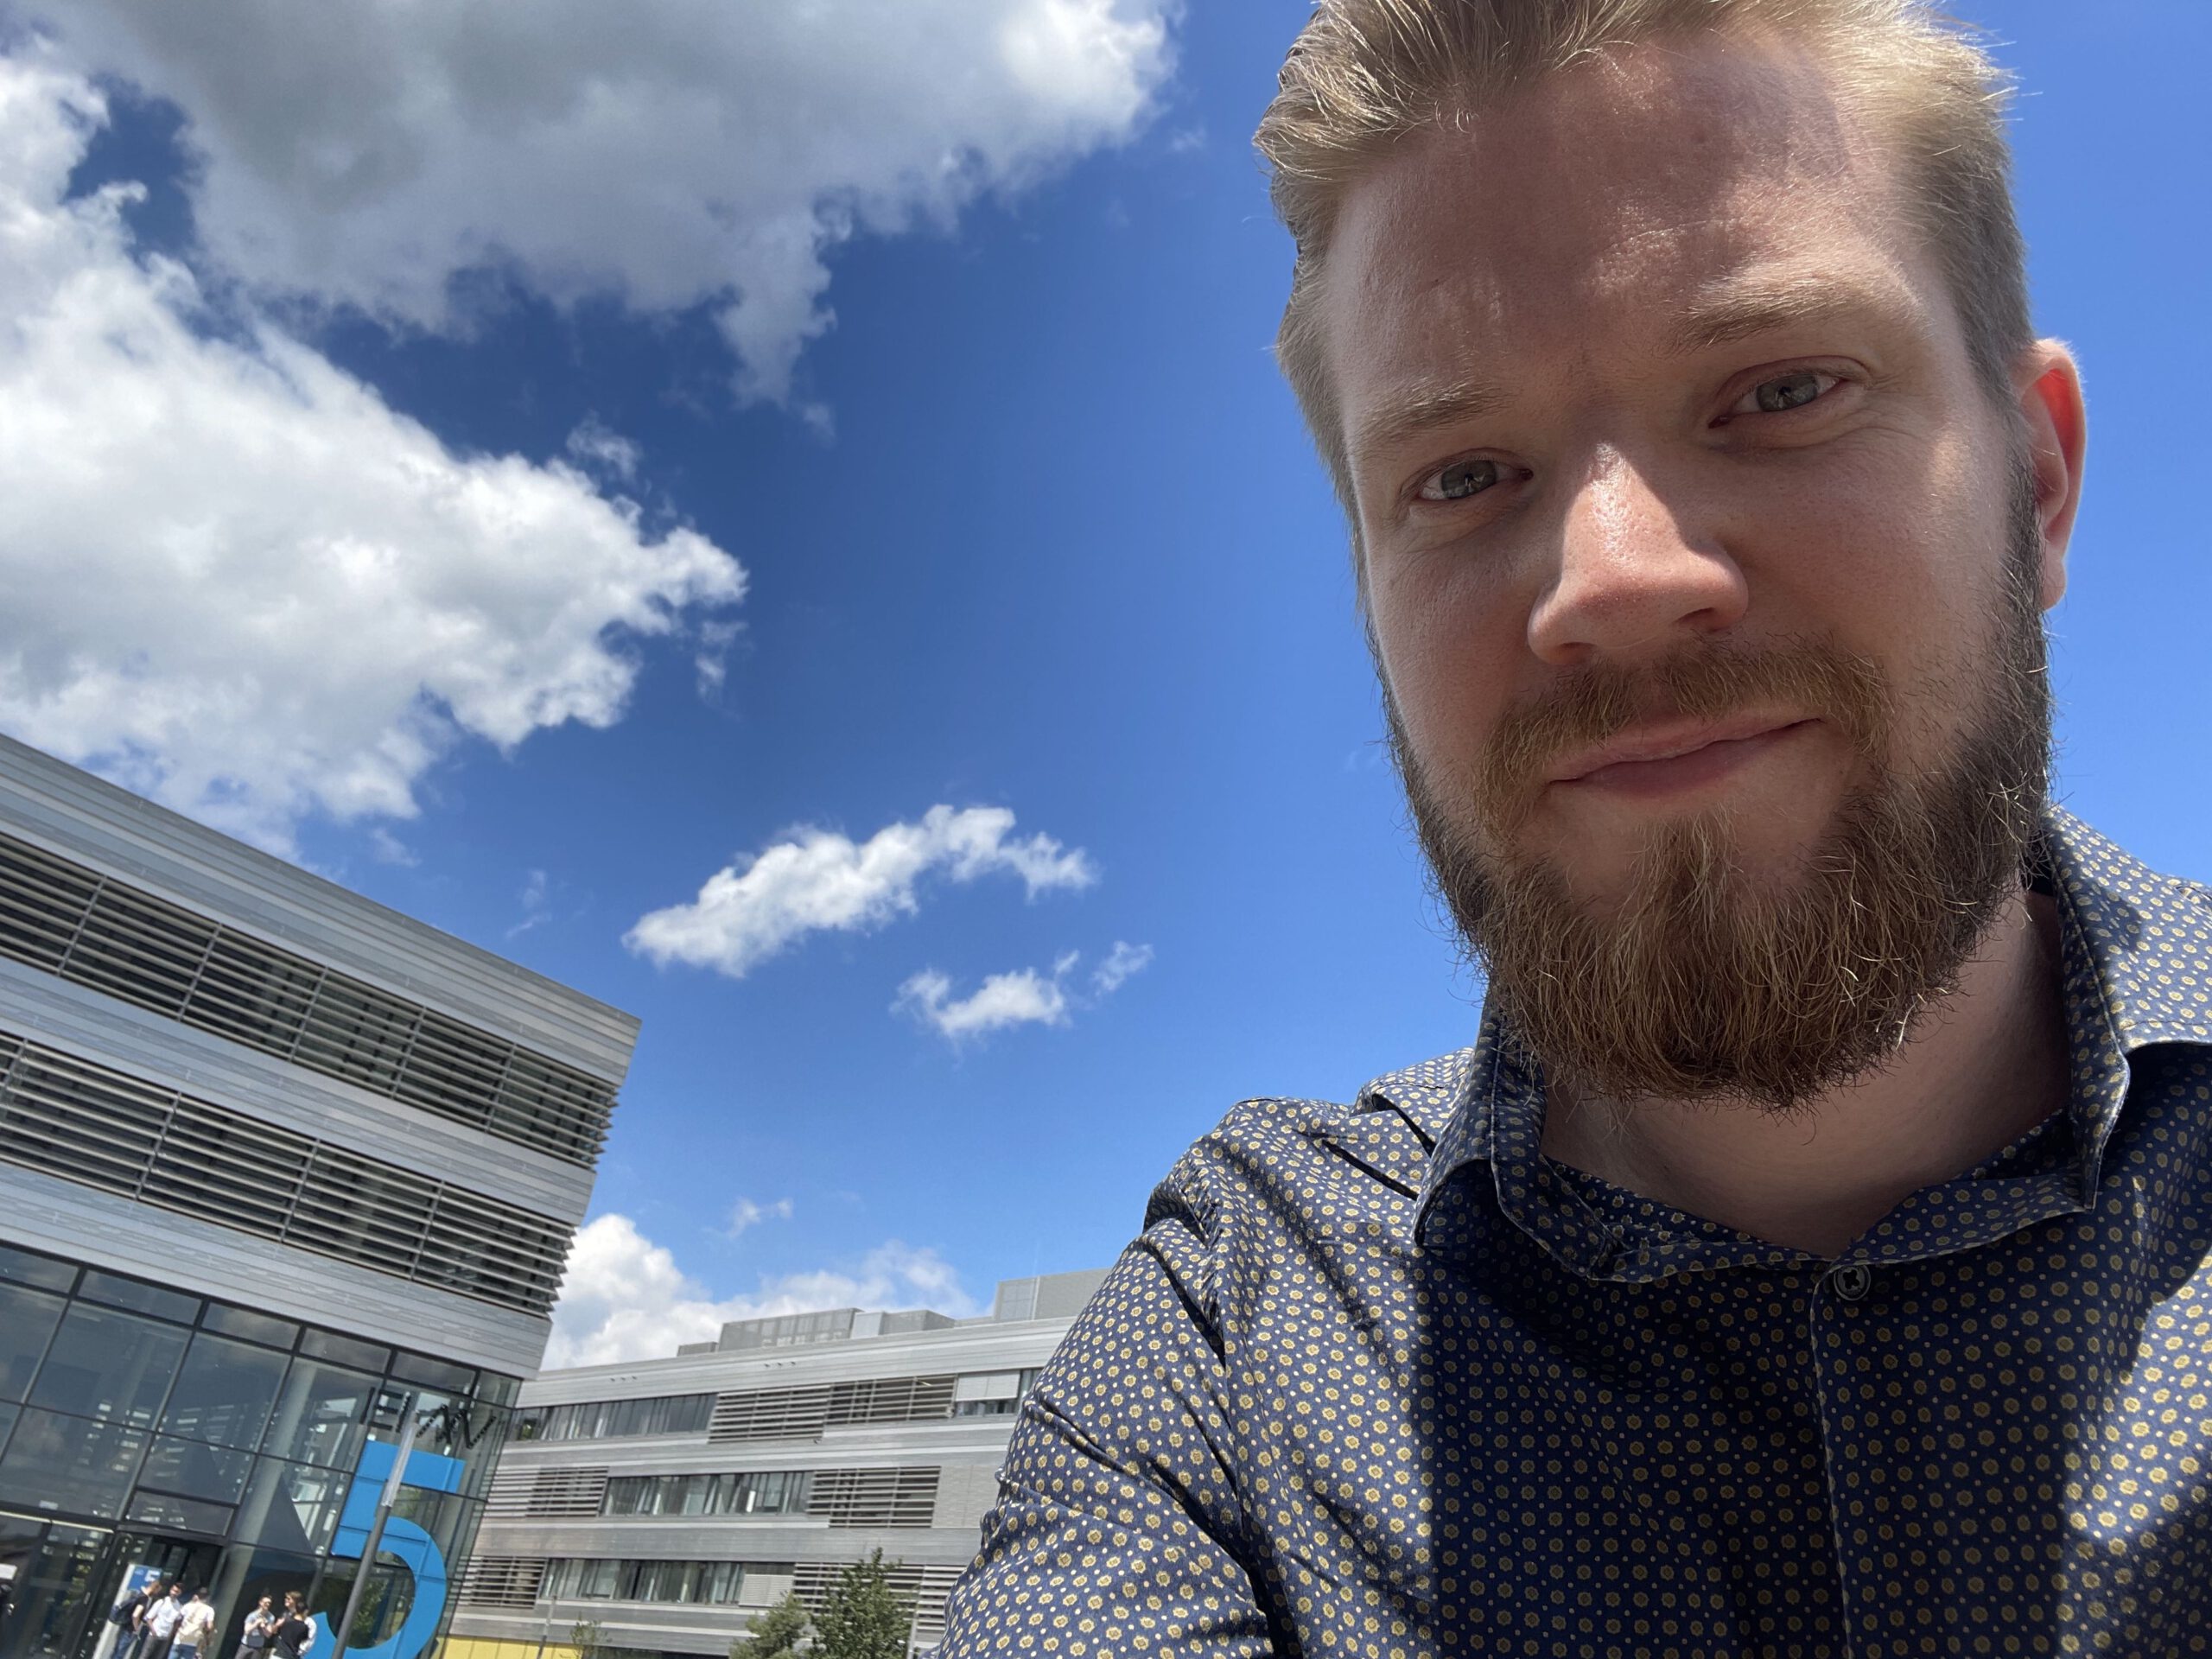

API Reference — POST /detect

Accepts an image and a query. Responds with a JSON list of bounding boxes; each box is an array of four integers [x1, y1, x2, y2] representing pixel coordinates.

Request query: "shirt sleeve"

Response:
[[940, 1160, 1278, 1657]]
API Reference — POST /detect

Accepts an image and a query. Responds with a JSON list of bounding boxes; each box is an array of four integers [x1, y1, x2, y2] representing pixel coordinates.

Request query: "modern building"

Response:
[[445, 1268, 1109, 1659], [0, 734, 638, 1659]]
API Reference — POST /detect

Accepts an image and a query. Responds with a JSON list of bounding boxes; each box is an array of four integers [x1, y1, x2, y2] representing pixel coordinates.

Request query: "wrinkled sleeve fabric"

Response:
[[940, 1147, 1278, 1657]]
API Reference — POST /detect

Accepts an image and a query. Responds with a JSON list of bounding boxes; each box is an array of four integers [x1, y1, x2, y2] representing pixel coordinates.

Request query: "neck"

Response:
[[1539, 888, 2068, 1257]]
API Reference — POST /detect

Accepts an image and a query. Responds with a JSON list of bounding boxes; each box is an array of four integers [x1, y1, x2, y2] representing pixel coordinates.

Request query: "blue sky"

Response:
[[5, 3, 2206, 1363]]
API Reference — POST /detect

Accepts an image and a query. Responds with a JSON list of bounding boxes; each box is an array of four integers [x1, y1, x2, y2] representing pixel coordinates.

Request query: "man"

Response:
[[106, 1579, 159, 1659], [171, 1589, 215, 1659], [137, 1583, 187, 1659], [944, 1, 2212, 1653]]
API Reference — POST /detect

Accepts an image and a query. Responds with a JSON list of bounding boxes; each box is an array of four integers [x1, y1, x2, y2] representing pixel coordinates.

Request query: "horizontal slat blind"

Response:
[[486, 1466, 611, 1517], [807, 1465, 941, 1528], [0, 1022, 569, 1315], [456, 1557, 548, 1608], [0, 828, 617, 1164], [709, 1385, 835, 1445]]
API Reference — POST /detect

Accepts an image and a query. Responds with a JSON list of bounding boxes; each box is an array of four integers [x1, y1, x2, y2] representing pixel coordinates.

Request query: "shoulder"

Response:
[[1144, 1046, 1475, 1243]]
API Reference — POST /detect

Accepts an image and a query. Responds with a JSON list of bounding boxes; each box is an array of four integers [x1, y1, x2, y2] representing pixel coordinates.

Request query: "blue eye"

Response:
[[1420, 458, 1503, 502], [1735, 369, 1836, 416]]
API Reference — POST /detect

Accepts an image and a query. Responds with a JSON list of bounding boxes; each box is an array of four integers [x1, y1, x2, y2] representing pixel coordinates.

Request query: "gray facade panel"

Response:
[[0, 734, 638, 1080], [0, 1162, 549, 1375], [0, 958, 594, 1220]]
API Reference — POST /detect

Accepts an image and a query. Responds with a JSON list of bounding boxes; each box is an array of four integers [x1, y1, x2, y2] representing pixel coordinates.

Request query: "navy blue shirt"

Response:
[[944, 811, 2212, 1656]]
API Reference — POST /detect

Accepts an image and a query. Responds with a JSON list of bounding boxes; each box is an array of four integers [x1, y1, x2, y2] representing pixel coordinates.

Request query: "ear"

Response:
[[2015, 340, 2086, 613]]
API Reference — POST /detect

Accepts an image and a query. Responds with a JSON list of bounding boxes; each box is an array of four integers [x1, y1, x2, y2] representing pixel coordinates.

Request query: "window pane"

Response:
[[161, 1332, 289, 1449], [236, 1456, 347, 1553], [77, 1270, 200, 1324], [200, 1305, 301, 1350], [126, 1490, 236, 1534], [0, 1281, 65, 1402], [389, 1351, 473, 1393], [0, 1408, 149, 1517], [259, 1358, 378, 1467], [139, 1434, 256, 1503], [297, 1329, 389, 1372], [29, 1304, 189, 1427], [0, 1242, 74, 1293]]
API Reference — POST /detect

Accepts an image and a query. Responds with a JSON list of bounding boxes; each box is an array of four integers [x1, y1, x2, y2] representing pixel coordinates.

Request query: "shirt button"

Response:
[[1829, 1264, 1872, 1302]]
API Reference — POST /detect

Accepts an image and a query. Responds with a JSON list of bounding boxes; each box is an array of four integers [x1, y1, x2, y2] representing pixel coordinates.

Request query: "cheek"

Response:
[[1727, 434, 1993, 690], [1367, 549, 1524, 770]]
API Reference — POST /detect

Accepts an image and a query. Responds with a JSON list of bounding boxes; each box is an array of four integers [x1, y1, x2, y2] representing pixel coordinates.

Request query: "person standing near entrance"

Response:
[[106, 1579, 161, 1659], [267, 1594, 311, 1659], [233, 1595, 276, 1659], [137, 1585, 186, 1659], [171, 1590, 215, 1659]]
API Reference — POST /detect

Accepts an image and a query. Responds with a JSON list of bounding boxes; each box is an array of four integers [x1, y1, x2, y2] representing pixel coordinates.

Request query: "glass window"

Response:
[[0, 1407, 149, 1518], [0, 1517, 105, 1656], [200, 1305, 300, 1350], [0, 1400, 18, 1452], [77, 1271, 200, 1325], [258, 1359, 378, 1468], [698, 1562, 743, 1605], [0, 1242, 75, 1293], [126, 1491, 236, 1534], [0, 1281, 65, 1402], [634, 1560, 697, 1603], [236, 1457, 346, 1554], [297, 1329, 389, 1372], [388, 1352, 473, 1393], [560, 1559, 622, 1599], [138, 1434, 256, 1503], [29, 1304, 189, 1427], [161, 1332, 289, 1450]]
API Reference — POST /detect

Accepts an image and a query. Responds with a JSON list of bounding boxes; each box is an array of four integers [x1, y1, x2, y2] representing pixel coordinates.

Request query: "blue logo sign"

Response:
[[304, 1440, 467, 1659]]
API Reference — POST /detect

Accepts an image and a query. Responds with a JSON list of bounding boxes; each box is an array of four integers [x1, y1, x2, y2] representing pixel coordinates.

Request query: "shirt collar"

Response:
[[1376, 807, 2212, 1271]]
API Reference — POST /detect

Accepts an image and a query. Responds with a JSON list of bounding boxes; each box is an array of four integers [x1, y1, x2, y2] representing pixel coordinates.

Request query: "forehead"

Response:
[[1320, 34, 1923, 431]]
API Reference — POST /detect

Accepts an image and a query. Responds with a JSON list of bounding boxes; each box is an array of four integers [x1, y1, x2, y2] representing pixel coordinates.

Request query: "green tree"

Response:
[[729, 1593, 811, 1658], [810, 1552, 907, 1659], [569, 1618, 645, 1659]]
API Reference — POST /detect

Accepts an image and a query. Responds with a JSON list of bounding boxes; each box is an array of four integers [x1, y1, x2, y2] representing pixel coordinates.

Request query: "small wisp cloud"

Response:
[[626, 804, 1096, 978]]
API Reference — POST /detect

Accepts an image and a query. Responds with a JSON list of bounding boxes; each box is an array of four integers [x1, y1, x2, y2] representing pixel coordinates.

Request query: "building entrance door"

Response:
[[47, 1531, 221, 1659], [0, 1512, 113, 1659]]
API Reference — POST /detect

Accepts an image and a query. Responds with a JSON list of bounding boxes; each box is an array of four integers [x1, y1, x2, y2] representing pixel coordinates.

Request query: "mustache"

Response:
[[1473, 636, 1891, 825]]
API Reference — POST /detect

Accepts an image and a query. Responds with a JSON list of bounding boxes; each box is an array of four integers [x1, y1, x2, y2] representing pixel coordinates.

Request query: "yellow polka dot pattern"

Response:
[[942, 813, 2212, 1656]]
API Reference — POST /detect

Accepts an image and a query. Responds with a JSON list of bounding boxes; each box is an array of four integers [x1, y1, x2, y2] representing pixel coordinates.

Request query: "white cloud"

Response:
[[0, 54, 747, 852], [547, 1214, 979, 1367], [366, 827, 418, 868], [899, 940, 1149, 1044], [1090, 939, 1154, 994], [564, 416, 641, 483], [727, 1196, 794, 1238], [897, 958, 1074, 1041], [43, 0, 1178, 402], [626, 804, 1096, 978], [506, 868, 552, 940]]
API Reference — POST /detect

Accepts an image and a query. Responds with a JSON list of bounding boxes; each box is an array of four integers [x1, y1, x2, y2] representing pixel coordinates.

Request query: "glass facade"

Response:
[[509, 1395, 713, 1443], [540, 1559, 788, 1606], [0, 1242, 519, 1659], [601, 1471, 810, 1518]]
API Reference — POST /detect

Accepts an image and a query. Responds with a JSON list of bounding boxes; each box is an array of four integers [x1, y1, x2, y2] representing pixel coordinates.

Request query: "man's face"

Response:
[[1320, 32, 2071, 1105]]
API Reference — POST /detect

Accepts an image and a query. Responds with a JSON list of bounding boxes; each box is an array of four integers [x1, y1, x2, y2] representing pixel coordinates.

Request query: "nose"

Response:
[[1525, 446, 1748, 667]]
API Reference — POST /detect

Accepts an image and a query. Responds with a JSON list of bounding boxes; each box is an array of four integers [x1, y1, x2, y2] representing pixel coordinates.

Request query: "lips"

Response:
[[1549, 714, 1813, 785]]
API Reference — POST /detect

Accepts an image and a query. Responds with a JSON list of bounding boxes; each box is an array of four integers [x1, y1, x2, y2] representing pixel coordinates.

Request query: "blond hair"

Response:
[[1256, 0, 2030, 507]]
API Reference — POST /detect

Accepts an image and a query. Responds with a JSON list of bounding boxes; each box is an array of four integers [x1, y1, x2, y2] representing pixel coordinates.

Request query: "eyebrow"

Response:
[[1346, 378, 1512, 475], [1668, 275, 1923, 357]]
